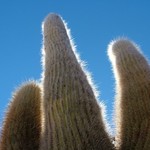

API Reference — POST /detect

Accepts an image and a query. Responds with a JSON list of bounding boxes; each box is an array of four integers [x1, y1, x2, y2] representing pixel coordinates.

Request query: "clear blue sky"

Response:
[[0, 0, 150, 130]]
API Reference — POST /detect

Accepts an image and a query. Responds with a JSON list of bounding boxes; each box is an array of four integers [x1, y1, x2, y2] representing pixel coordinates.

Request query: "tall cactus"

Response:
[[108, 39, 150, 149], [40, 14, 113, 150], [0, 13, 150, 150]]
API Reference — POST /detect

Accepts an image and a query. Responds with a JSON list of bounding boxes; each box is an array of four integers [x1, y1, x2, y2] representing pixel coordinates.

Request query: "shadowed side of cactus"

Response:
[[0, 82, 41, 150], [40, 14, 114, 150], [108, 39, 150, 150]]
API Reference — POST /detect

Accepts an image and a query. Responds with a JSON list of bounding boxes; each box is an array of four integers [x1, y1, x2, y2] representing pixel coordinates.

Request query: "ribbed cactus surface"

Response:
[[40, 14, 113, 150], [0, 83, 41, 150], [0, 13, 150, 150], [108, 40, 150, 150]]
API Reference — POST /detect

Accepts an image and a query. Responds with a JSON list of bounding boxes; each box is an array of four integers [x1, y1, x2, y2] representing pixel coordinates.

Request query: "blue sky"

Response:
[[0, 0, 150, 130]]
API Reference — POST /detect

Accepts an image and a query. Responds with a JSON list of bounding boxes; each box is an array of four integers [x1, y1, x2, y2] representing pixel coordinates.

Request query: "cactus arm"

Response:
[[0, 82, 41, 150], [108, 39, 150, 149], [40, 14, 114, 150]]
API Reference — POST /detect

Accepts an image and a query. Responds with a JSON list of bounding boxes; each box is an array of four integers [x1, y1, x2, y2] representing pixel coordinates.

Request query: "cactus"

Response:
[[108, 39, 150, 149], [0, 83, 41, 150], [40, 14, 113, 150], [0, 13, 150, 150]]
